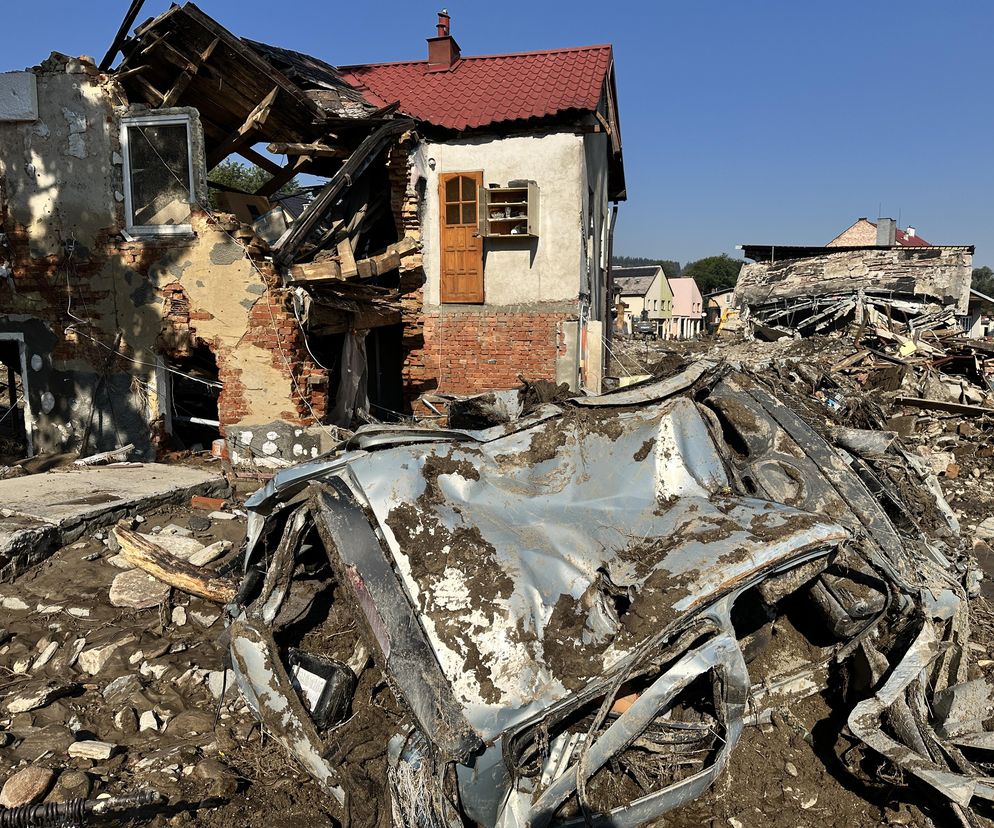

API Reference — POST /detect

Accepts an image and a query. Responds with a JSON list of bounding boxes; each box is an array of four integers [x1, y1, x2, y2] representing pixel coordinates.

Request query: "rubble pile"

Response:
[[1, 333, 993, 828]]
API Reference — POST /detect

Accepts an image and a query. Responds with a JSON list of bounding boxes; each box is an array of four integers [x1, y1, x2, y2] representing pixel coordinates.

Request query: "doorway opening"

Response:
[[0, 335, 31, 462]]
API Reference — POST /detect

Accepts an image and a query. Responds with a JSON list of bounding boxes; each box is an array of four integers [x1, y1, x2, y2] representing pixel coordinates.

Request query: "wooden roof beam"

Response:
[[206, 87, 279, 170], [267, 141, 348, 159]]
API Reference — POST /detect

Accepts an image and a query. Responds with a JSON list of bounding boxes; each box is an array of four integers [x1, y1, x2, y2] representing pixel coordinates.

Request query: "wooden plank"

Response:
[[131, 74, 165, 106], [893, 397, 994, 417], [267, 141, 348, 159], [337, 237, 357, 277], [206, 87, 279, 169], [289, 237, 419, 284], [236, 146, 283, 177], [161, 36, 219, 107], [255, 154, 311, 197], [100, 0, 149, 70], [113, 525, 237, 604]]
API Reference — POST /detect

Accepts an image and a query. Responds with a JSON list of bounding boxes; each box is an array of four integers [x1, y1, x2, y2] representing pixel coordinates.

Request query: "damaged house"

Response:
[[0, 4, 624, 465], [340, 12, 626, 399], [734, 217, 974, 340]]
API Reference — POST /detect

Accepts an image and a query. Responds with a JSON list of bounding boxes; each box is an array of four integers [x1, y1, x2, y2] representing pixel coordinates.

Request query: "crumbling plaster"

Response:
[[0, 60, 296, 456]]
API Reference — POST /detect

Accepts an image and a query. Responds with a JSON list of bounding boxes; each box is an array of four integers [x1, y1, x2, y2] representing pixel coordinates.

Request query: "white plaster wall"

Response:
[[420, 131, 586, 307]]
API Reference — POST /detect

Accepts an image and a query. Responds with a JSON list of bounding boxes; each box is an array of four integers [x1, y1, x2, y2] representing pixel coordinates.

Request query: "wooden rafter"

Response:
[[162, 36, 219, 108], [236, 146, 283, 177], [255, 154, 311, 198], [206, 87, 279, 170], [99, 0, 149, 70], [267, 141, 348, 159]]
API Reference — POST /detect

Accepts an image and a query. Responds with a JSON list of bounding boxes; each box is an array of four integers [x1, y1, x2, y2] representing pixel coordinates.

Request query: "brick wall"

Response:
[[420, 310, 571, 395]]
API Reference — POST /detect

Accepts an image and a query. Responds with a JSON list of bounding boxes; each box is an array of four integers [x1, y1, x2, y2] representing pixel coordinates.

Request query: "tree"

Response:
[[680, 254, 744, 294], [206, 160, 301, 210], [612, 256, 681, 277], [973, 266, 994, 297]]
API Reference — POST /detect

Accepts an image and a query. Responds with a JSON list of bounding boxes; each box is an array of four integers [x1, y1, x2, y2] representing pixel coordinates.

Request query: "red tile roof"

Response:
[[867, 220, 931, 247], [340, 45, 613, 131]]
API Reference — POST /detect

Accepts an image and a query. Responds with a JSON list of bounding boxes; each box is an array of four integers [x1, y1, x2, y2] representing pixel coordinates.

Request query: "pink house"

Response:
[[666, 278, 705, 339]]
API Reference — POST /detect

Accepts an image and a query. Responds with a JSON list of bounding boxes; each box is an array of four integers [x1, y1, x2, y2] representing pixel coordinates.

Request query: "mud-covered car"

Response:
[[227, 361, 991, 827]]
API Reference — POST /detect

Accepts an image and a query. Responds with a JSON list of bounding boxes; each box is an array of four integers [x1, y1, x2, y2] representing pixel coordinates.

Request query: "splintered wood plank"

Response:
[[206, 86, 279, 169], [337, 237, 358, 277], [237, 146, 283, 177], [267, 141, 348, 159]]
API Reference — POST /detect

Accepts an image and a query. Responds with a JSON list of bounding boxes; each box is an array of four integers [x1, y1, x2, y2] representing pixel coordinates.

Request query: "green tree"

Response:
[[681, 254, 744, 294], [207, 160, 301, 210], [973, 266, 994, 297], [611, 256, 681, 277]]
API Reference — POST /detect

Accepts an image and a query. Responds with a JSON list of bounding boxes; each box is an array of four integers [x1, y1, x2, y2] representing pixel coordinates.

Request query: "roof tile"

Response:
[[340, 45, 613, 131]]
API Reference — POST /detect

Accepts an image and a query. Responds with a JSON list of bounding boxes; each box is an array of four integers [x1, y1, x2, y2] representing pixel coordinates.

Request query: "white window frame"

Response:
[[121, 114, 195, 236]]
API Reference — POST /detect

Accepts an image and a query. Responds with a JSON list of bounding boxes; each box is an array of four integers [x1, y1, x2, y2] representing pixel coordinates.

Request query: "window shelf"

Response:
[[479, 182, 539, 238]]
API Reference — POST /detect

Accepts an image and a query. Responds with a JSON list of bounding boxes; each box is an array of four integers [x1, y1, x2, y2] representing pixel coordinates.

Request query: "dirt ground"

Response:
[[1, 334, 992, 826]]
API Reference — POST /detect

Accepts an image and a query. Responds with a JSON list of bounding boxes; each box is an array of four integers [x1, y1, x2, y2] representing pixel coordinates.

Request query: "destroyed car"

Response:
[[228, 361, 992, 827]]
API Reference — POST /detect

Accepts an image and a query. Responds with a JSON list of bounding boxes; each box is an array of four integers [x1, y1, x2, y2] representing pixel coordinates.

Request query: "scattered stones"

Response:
[[6, 681, 78, 714], [0, 766, 55, 807], [48, 769, 90, 801], [194, 758, 239, 798], [190, 609, 219, 628], [207, 669, 237, 700], [139, 710, 160, 733], [188, 515, 211, 532], [171, 606, 187, 627], [189, 540, 231, 567], [67, 740, 116, 761], [114, 707, 138, 735], [108, 570, 170, 609], [102, 674, 142, 706], [1, 596, 29, 611], [32, 640, 59, 671], [77, 636, 137, 676]]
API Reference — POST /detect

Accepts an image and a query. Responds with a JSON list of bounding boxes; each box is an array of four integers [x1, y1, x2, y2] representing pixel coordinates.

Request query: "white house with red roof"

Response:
[[341, 12, 625, 397]]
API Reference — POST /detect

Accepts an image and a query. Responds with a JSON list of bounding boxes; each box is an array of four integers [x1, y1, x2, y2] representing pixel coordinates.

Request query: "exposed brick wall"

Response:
[[420, 310, 571, 395], [387, 134, 435, 409], [217, 288, 327, 430]]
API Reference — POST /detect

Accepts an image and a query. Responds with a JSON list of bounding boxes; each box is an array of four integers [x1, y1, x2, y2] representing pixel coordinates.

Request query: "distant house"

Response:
[[613, 266, 673, 335], [667, 278, 705, 339], [963, 289, 994, 339], [827, 217, 930, 248], [705, 288, 736, 332]]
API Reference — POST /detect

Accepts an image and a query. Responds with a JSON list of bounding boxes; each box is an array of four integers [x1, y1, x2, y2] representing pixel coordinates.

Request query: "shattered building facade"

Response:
[[734, 240, 974, 339], [0, 5, 624, 465]]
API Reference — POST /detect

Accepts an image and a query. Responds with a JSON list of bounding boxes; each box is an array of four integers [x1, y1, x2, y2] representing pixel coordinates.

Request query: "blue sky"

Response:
[[4, 1, 991, 266]]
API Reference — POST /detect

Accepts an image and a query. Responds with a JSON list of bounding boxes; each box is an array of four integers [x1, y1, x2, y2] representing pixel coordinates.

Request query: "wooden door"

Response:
[[439, 171, 484, 303]]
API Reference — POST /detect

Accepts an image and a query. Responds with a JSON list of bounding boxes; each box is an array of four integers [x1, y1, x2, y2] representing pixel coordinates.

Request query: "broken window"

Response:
[[121, 116, 194, 234]]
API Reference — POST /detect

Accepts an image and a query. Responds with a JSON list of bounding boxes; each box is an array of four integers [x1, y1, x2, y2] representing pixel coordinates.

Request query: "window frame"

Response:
[[121, 114, 196, 236]]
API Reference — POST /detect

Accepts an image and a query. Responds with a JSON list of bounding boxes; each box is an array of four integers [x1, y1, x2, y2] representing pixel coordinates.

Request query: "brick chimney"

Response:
[[427, 10, 461, 71]]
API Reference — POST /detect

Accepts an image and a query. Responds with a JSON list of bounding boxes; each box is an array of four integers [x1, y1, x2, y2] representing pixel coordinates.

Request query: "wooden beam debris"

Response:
[[112, 525, 237, 604], [267, 141, 348, 159], [288, 237, 419, 284], [206, 87, 279, 170]]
